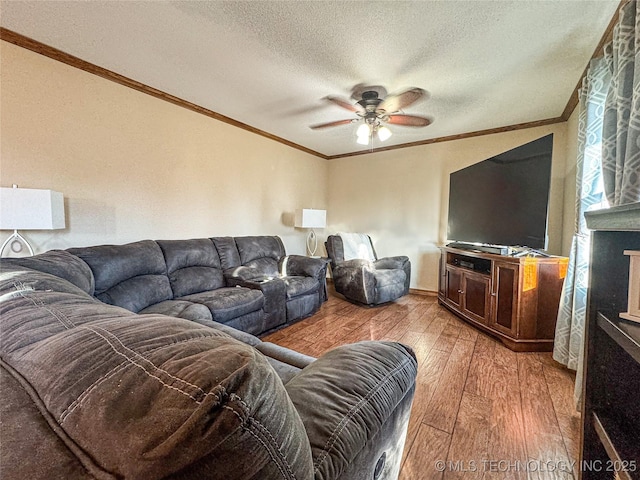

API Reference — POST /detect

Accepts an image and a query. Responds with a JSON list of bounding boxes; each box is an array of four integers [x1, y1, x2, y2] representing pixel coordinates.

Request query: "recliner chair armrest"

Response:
[[332, 262, 377, 304], [281, 255, 328, 278], [374, 256, 410, 270], [335, 258, 374, 269], [285, 341, 417, 480]]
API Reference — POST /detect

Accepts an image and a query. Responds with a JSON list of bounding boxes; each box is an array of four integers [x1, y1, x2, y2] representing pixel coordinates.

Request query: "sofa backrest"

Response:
[[0, 250, 95, 296], [211, 236, 242, 270], [68, 240, 172, 313], [0, 264, 95, 300], [234, 236, 286, 277], [156, 239, 224, 298]]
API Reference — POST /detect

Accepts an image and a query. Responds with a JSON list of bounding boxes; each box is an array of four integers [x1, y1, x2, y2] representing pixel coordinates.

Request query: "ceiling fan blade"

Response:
[[310, 118, 356, 129], [325, 96, 364, 113], [386, 114, 432, 127], [378, 88, 427, 114]]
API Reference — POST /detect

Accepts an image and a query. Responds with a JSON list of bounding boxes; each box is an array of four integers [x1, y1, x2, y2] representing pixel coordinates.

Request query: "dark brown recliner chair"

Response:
[[325, 234, 411, 305]]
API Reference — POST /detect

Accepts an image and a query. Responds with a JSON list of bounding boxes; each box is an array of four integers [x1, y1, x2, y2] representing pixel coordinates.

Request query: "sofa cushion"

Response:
[[235, 236, 285, 276], [100, 275, 172, 314], [0, 250, 94, 295], [284, 276, 319, 300], [211, 236, 241, 270], [180, 287, 264, 323], [157, 239, 224, 297], [0, 285, 314, 480], [68, 240, 173, 313], [139, 299, 213, 321], [244, 257, 280, 277]]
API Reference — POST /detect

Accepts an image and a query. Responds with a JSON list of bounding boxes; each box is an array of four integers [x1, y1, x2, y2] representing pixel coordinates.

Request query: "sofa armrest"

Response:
[[224, 276, 287, 329], [256, 342, 316, 370], [282, 255, 329, 302], [224, 276, 286, 303], [282, 255, 327, 278], [285, 341, 417, 480], [374, 256, 409, 270]]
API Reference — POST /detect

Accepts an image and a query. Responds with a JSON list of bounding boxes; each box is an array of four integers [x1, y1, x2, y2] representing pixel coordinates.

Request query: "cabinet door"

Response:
[[490, 262, 519, 336], [445, 266, 462, 308], [462, 271, 490, 324]]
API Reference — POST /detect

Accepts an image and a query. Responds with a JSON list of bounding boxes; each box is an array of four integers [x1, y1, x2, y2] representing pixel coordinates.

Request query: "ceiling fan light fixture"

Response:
[[377, 125, 392, 142], [356, 123, 370, 138], [314, 86, 431, 147], [356, 123, 371, 145], [356, 133, 370, 146]]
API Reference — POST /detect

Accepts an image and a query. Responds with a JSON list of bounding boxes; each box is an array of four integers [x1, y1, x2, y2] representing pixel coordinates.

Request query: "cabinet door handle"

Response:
[[458, 289, 464, 294], [491, 292, 497, 297]]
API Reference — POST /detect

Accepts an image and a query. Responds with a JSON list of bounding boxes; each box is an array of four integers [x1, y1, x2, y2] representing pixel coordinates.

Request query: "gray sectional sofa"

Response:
[[0, 237, 418, 480], [66, 235, 328, 336]]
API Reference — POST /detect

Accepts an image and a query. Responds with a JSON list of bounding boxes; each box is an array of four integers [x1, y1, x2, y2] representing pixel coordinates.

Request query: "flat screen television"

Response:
[[447, 134, 553, 250]]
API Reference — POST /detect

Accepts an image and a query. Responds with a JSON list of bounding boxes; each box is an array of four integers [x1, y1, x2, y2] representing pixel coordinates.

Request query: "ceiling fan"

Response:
[[310, 87, 432, 146]]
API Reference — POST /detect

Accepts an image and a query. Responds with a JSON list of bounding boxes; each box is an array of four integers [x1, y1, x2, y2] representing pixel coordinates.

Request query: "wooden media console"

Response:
[[438, 246, 569, 352]]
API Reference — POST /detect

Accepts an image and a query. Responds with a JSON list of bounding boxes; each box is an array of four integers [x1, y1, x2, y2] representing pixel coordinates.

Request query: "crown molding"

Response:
[[325, 117, 565, 159], [1, 18, 616, 161], [0, 27, 328, 160]]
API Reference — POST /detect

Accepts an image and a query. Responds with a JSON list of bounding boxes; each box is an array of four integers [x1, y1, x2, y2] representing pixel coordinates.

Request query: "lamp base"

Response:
[[0, 230, 35, 257], [307, 229, 318, 257]]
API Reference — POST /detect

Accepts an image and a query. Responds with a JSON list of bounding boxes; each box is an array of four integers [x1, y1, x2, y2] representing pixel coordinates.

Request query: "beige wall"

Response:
[[1, 41, 576, 292], [0, 41, 328, 255], [327, 123, 570, 292]]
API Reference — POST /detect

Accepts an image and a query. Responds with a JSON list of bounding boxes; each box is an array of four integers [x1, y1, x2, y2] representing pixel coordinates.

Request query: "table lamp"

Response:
[[295, 208, 326, 256], [0, 185, 66, 257]]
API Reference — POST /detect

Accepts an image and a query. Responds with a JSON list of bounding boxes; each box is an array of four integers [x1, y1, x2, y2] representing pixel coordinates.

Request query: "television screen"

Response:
[[447, 134, 553, 250]]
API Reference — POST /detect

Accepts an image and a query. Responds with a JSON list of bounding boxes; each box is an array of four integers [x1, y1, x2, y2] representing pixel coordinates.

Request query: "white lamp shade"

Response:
[[377, 126, 392, 142], [0, 187, 65, 230], [356, 135, 370, 146], [295, 208, 326, 229], [356, 124, 370, 138]]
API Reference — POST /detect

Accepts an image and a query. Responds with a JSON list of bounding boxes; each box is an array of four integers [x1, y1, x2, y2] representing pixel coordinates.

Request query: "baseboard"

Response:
[[409, 288, 437, 296]]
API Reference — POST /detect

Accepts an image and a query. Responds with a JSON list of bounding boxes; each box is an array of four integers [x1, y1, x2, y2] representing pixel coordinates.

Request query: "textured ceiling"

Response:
[[0, 0, 619, 157]]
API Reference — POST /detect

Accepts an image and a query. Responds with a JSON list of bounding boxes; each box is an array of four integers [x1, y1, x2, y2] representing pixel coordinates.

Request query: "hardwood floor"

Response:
[[262, 290, 581, 480]]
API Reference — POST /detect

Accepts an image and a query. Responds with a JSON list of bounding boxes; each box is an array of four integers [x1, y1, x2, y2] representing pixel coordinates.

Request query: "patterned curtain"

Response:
[[553, 58, 610, 407], [602, 0, 640, 205]]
